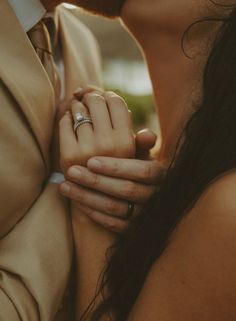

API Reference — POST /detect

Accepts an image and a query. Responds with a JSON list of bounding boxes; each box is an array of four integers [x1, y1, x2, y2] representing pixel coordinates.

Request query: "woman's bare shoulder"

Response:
[[172, 169, 236, 253], [128, 170, 236, 321], [191, 169, 236, 224]]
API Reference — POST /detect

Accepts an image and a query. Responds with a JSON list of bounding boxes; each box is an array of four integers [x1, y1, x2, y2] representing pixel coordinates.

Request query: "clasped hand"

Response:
[[58, 88, 165, 233]]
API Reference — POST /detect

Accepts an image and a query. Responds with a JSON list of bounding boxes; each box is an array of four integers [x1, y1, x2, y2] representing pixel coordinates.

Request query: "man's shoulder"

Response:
[[57, 4, 99, 44], [57, 4, 102, 87]]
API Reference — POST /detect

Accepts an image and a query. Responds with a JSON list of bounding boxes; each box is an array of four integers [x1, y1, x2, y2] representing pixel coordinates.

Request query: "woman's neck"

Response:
[[143, 36, 204, 163], [120, 0, 221, 164]]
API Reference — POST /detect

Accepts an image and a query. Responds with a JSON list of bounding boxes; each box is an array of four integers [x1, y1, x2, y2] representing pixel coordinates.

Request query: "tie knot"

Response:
[[28, 21, 52, 56]]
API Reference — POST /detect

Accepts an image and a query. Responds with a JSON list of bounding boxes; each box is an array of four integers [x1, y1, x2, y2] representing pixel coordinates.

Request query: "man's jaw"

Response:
[[74, 0, 127, 18]]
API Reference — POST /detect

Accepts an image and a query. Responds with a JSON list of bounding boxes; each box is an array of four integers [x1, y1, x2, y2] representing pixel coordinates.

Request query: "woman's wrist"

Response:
[[72, 202, 115, 319]]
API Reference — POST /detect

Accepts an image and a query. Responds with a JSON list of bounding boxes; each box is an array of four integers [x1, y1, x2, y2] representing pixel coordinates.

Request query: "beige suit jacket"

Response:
[[0, 2, 102, 320]]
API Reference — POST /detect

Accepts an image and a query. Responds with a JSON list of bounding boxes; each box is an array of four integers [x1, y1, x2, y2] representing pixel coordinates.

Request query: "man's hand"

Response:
[[60, 129, 167, 233]]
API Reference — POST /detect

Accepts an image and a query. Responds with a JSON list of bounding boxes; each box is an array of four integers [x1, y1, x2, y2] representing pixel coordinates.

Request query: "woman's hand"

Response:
[[59, 90, 135, 177], [60, 125, 166, 233]]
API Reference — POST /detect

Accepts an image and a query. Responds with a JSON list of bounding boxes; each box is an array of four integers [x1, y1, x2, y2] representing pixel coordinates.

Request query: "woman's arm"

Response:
[[59, 91, 136, 318], [72, 207, 114, 320], [58, 88, 166, 234]]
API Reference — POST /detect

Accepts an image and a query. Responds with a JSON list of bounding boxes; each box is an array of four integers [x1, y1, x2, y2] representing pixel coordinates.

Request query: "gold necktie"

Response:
[[28, 21, 61, 101]]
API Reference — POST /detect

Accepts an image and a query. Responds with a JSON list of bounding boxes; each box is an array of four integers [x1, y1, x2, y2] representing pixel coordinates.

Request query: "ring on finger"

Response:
[[123, 202, 135, 220], [73, 112, 93, 132]]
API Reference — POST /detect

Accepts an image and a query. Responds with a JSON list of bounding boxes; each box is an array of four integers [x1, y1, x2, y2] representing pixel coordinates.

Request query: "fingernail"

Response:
[[60, 182, 71, 194], [87, 158, 101, 170], [68, 167, 81, 179]]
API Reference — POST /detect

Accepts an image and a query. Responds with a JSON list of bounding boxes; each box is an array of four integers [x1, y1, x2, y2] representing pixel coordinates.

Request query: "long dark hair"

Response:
[[89, 4, 236, 321]]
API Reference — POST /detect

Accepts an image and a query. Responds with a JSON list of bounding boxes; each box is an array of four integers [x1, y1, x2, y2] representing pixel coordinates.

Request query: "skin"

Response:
[[48, 0, 224, 231], [40, 0, 163, 231], [59, 0, 225, 230], [39, 0, 236, 320], [43, 0, 223, 232], [58, 0, 236, 320], [71, 0, 127, 17], [41, 0, 126, 16], [41, 0, 162, 233]]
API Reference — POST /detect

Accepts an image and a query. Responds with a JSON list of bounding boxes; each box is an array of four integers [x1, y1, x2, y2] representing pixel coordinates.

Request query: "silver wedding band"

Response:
[[124, 202, 135, 220], [73, 112, 93, 132]]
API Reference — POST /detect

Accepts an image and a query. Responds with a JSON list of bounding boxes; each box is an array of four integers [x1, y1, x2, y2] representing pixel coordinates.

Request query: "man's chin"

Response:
[[75, 0, 127, 18]]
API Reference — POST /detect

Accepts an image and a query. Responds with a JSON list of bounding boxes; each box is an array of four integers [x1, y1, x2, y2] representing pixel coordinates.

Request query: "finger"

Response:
[[73, 86, 103, 100], [136, 129, 158, 160], [103, 92, 131, 131], [67, 166, 155, 203], [83, 92, 112, 135], [71, 100, 94, 142], [59, 181, 131, 217], [74, 203, 129, 234], [87, 157, 166, 184], [59, 112, 78, 171]]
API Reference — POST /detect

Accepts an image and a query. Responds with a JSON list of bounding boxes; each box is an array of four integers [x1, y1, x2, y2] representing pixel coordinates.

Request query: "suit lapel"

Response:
[[58, 6, 91, 100], [0, 0, 55, 169]]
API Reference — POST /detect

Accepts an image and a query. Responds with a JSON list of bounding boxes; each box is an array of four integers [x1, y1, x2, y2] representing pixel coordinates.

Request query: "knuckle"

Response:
[[61, 144, 96, 169], [116, 138, 135, 158], [73, 101, 87, 114], [107, 95, 126, 107], [84, 93, 105, 106], [90, 172, 100, 187], [106, 219, 117, 230], [78, 145, 96, 165], [122, 181, 136, 199], [110, 160, 120, 176], [79, 146, 94, 159], [60, 152, 78, 170], [96, 139, 115, 156], [107, 201, 120, 215], [140, 163, 152, 180]]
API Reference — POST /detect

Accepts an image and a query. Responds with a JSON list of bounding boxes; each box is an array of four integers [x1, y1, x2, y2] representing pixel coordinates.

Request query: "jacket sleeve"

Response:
[[0, 183, 73, 321]]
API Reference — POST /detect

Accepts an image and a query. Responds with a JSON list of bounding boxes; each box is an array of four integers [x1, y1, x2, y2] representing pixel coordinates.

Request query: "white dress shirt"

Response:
[[8, 0, 46, 32], [8, 0, 65, 184]]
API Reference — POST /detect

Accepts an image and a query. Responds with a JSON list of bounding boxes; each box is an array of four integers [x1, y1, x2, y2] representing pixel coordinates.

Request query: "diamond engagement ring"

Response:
[[73, 112, 93, 132]]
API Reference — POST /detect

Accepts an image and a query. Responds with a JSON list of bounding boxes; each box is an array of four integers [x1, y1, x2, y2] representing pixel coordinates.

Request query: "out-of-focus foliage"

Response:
[[105, 88, 155, 129]]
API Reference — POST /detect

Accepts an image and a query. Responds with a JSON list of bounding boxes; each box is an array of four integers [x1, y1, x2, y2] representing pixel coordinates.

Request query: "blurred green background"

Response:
[[105, 88, 155, 130]]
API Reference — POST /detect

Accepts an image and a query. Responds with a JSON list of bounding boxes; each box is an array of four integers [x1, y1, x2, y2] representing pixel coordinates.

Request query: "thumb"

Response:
[[136, 129, 157, 160]]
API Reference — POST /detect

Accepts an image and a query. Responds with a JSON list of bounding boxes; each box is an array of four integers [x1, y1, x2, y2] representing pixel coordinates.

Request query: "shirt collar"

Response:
[[8, 0, 46, 32]]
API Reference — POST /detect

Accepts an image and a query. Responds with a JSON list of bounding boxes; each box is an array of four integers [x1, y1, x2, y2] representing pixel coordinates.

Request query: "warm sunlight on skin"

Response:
[[41, 0, 127, 16], [120, 0, 225, 161], [74, 0, 127, 17], [52, 0, 227, 161], [43, 0, 228, 161], [50, 1, 236, 320]]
